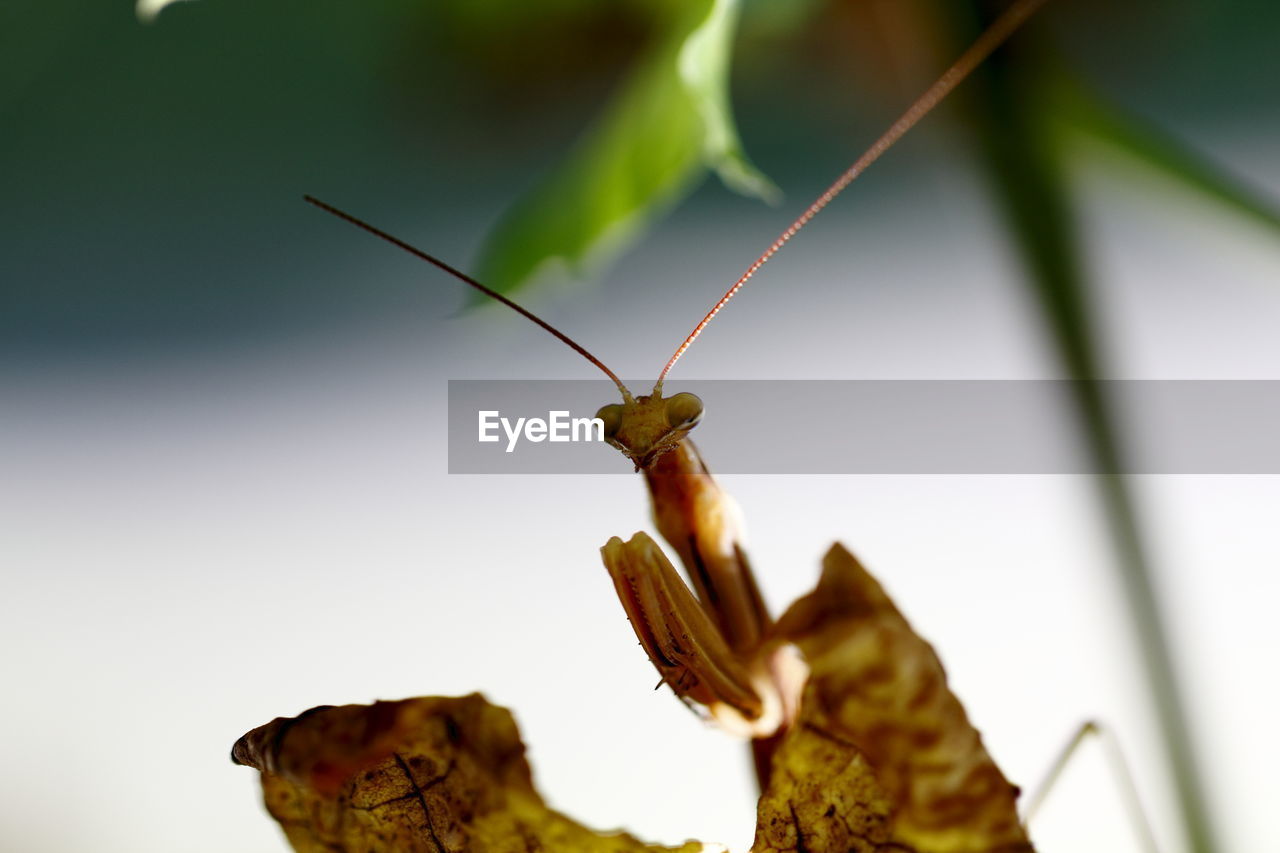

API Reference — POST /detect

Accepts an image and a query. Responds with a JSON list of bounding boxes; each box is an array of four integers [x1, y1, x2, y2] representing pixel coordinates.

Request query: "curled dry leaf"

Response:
[[232, 694, 713, 853], [755, 544, 1032, 853]]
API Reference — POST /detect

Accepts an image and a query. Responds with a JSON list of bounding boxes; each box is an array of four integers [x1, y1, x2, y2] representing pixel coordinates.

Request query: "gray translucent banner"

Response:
[[447, 380, 1280, 474]]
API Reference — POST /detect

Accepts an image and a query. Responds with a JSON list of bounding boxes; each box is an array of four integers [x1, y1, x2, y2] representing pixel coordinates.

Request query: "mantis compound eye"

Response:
[[595, 403, 625, 441], [664, 392, 703, 431]]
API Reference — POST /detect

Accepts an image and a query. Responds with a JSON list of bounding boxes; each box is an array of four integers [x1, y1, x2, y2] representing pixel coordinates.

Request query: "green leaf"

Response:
[[679, 0, 781, 202], [472, 0, 777, 296], [136, 0, 195, 24], [1051, 73, 1280, 233]]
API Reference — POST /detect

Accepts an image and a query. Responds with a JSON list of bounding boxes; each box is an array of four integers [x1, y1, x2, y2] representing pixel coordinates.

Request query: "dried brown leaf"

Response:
[[232, 694, 713, 853], [758, 544, 1033, 853]]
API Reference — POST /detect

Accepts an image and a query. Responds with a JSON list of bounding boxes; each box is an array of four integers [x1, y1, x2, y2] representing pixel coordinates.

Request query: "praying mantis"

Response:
[[300, 0, 1159, 849]]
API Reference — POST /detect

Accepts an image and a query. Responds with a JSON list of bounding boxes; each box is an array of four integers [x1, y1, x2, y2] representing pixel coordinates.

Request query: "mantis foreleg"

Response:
[[601, 532, 788, 738]]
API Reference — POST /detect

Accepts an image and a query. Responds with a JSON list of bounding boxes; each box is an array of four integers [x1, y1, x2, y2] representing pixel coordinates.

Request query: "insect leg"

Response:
[[1022, 720, 1160, 853], [602, 532, 783, 735]]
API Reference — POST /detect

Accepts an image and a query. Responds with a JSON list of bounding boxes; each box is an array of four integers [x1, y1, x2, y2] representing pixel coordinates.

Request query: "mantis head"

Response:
[[595, 388, 703, 471]]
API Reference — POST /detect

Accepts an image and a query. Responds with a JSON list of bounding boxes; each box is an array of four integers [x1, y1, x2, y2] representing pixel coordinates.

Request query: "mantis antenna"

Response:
[[303, 194, 635, 404], [653, 0, 1050, 392]]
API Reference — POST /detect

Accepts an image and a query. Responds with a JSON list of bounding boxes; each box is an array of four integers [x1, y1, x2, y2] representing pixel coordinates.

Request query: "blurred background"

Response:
[[2, 1, 1277, 851]]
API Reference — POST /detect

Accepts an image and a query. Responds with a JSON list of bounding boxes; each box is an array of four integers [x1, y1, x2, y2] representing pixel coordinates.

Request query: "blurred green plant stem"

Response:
[[950, 3, 1225, 851]]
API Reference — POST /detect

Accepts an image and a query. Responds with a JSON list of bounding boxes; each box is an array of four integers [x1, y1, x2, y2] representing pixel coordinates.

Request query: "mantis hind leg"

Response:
[[1022, 720, 1160, 853]]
